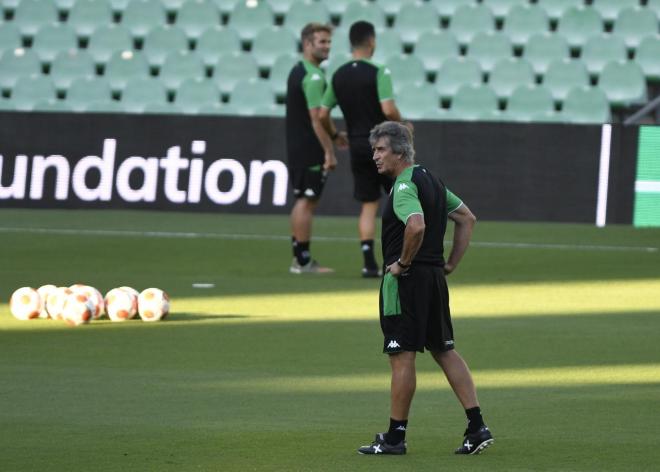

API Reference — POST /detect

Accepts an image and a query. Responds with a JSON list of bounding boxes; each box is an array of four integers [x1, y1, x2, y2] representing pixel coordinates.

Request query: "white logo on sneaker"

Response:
[[464, 440, 473, 451], [373, 444, 383, 454], [387, 340, 400, 349]]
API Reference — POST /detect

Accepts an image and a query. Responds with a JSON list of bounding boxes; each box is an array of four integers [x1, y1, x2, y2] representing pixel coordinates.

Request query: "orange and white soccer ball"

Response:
[[10, 287, 41, 320], [105, 288, 138, 322], [61, 293, 94, 326], [138, 288, 170, 322], [70, 284, 105, 320], [46, 287, 74, 321], [36, 284, 57, 319]]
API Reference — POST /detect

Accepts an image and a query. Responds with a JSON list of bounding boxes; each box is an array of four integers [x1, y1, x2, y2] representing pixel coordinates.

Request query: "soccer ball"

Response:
[[36, 284, 57, 319], [46, 287, 74, 321], [61, 293, 94, 326], [105, 288, 138, 322], [9, 287, 41, 320], [70, 284, 105, 319], [138, 288, 170, 322], [120, 286, 139, 300]]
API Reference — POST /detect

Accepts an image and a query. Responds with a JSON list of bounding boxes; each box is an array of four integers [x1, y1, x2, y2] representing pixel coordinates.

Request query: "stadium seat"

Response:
[[394, 2, 439, 46], [176, 0, 221, 40], [159, 50, 206, 91], [104, 50, 150, 92], [323, 52, 350, 79], [557, 6, 604, 50], [269, 53, 297, 97], [120, 77, 169, 112], [592, 0, 639, 24], [12, 0, 58, 37], [341, 1, 387, 32], [139, 102, 180, 114], [635, 35, 660, 81], [175, 77, 220, 113], [67, 0, 114, 39], [466, 32, 513, 74], [372, 29, 404, 65], [212, 0, 241, 16], [32, 24, 78, 64], [449, 83, 499, 120], [213, 51, 259, 94], [324, 0, 352, 17], [503, 4, 549, 48], [228, 78, 274, 112], [54, 0, 76, 12], [253, 103, 285, 117], [375, 0, 417, 18], [196, 102, 224, 115], [195, 26, 241, 67], [83, 99, 124, 113], [108, 0, 130, 13], [505, 84, 554, 121], [328, 26, 350, 57], [414, 30, 459, 74], [537, 0, 583, 21], [561, 86, 610, 123], [0, 23, 22, 57], [266, 0, 296, 16], [10, 75, 56, 111], [284, 0, 330, 38], [481, 0, 525, 20], [160, 0, 185, 14], [395, 83, 440, 120], [33, 99, 73, 112], [143, 25, 189, 67], [489, 58, 535, 99], [648, 0, 660, 18], [581, 33, 627, 76], [386, 54, 426, 94], [523, 33, 570, 75], [87, 25, 134, 65], [531, 110, 562, 123], [228, 1, 274, 43], [0, 48, 41, 90], [65, 77, 113, 111], [598, 60, 648, 106], [121, 0, 167, 39], [0, 97, 13, 111], [50, 50, 96, 91], [543, 58, 590, 102], [449, 4, 495, 45], [613, 7, 659, 50], [429, 0, 475, 20], [251, 26, 298, 71], [434, 56, 482, 100]]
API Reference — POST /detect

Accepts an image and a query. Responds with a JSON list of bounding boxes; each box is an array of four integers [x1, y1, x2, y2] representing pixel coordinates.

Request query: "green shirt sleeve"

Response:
[[302, 71, 325, 109], [377, 65, 394, 101], [321, 78, 337, 109], [446, 188, 463, 213], [394, 180, 423, 223]]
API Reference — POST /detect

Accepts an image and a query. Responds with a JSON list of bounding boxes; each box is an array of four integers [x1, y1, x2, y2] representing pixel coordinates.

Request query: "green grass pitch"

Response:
[[1, 209, 659, 471]]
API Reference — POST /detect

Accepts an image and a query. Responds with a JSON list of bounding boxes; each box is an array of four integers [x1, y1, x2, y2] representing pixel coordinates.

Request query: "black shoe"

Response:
[[455, 425, 494, 455], [361, 266, 382, 278], [358, 432, 406, 455]]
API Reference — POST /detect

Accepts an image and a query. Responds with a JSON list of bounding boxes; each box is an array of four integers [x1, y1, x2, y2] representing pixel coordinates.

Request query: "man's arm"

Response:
[[319, 107, 349, 149], [444, 204, 477, 275], [309, 107, 337, 171], [387, 214, 425, 277], [381, 99, 403, 122]]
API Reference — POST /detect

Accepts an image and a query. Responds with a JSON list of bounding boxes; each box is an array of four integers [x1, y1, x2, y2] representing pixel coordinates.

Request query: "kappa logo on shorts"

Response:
[[445, 340, 455, 347], [304, 188, 316, 197], [387, 340, 401, 349]]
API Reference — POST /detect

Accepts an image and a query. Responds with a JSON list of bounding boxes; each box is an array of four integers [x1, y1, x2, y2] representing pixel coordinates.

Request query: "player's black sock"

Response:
[[361, 240, 378, 269], [465, 406, 485, 433], [295, 241, 311, 266], [385, 418, 408, 445]]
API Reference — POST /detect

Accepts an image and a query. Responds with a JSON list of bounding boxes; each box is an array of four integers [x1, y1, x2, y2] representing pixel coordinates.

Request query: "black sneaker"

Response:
[[358, 433, 407, 455], [455, 425, 494, 455], [361, 266, 382, 278]]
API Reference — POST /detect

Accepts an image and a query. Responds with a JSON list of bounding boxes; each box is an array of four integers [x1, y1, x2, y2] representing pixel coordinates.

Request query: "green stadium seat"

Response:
[[143, 25, 189, 67], [449, 4, 495, 45], [228, 1, 274, 43], [121, 0, 167, 39], [372, 29, 404, 65], [266, 0, 296, 16], [161, 0, 185, 13], [466, 32, 513, 74], [213, 51, 259, 94], [54, 0, 76, 12], [543, 58, 590, 101], [635, 35, 660, 81], [212, 0, 241, 16], [50, 50, 96, 91], [557, 6, 604, 50], [159, 50, 206, 91], [196, 26, 241, 67], [375, 0, 417, 18], [108, 0, 130, 13], [613, 7, 659, 49], [67, 0, 114, 38], [449, 83, 499, 120], [523, 33, 570, 75], [481, 0, 525, 20], [66, 77, 113, 111], [598, 60, 648, 106], [0, 48, 41, 90], [0, 0, 20, 12], [385, 53, 426, 94], [581, 33, 627, 76], [228, 78, 274, 112], [33, 98, 73, 112], [395, 2, 439, 46], [83, 99, 124, 113], [104, 50, 150, 92], [489, 57, 535, 99], [175, 77, 220, 113], [561, 86, 610, 123], [197, 102, 226, 115], [395, 83, 440, 120], [531, 110, 562, 123], [327, 26, 350, 57], [648, 0, 660, 18], [269, 53, 297, 97], [10, 75, 56, 111], [32, 24, 78, 64], [87, 25, 134, 65], [284, 0, 330, 38], [0, 23, 22, 57], [434, 56, 482, 100], [0, 97, 13, 111], [505, 84, 554, 121], [143, 102, 181, 114], [537, 0, 583, 21], [176, 0, 221, 40], [121, 77, 168, 112], [254, 103, 285, 117], [503, 4, 550, 48], [324, 53, 350, 80], [12, 0, 58, 37], [592, 0, 640, 24], [319, 0, 350, 17], [341, 1, 387, 31], [430, 0, 476, 20], [413, 30, 458, 74], [251, 26, 298, 70]]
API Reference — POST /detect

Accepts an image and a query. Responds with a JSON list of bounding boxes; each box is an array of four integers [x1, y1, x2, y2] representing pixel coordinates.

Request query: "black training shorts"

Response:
[[379, 264, 455, 354], [349, 139, 392, 202], [290, 165, 327, 200]]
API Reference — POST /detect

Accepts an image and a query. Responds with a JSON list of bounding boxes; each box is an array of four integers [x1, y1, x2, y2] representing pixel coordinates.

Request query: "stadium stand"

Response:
[[121, 77, 169, 112], [68, 0, 114, 39], [523, 32, 570, 75], [86, 25, 134, 65], [543, 58, 590, 102], [613, 7, 659, 49], [10, 75, 56, 111], [449, 83, 500, 120], [505, 84, 555, 122], [195, 26, 241, 67], [581, 33, 627, 76], [142, 25, 189, 67], [394, 1, 439, 46], [50, 50, 96, 91], [386, 53, 426, 94], [466, 32, 513, 74], [66, 77, 113, 111], [557, 6, 604, 50], [32, 24, 78, 64], [177, 0, 222, 40], [414, 30, 459, 74], [159, 50, 206, 91], [341, 1, 387, 31], [562, 85, 611, 123], [395, 82, 440, 119], [635, 36, 660, 82], [12, 0, 58, 37], [503, 4, 549, 48], [489, 57, 536, 99], [175, 77, 220, 113], [449, 4, 495, 45], [213, 51, 259, 95], [251, 26, 297, 70], [284, 0, 330, 36], [598, 60, 648, 106], [121, 0, 168, 40], [0, 48, 40, 91], [434, 57, 483, 100]]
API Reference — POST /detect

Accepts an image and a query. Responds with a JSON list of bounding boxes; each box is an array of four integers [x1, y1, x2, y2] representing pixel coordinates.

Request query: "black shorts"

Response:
[[290, 165, 327, 200], [349, 139, 392, 202], [379, 264, 455, 354]]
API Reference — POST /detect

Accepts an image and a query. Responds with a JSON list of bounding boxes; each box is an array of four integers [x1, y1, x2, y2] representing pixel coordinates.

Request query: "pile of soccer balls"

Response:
[[9, 285, 170, 327]]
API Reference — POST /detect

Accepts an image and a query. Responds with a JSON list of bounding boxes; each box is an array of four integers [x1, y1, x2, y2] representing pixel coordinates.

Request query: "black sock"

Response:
[[361, 240, 378, 269], [295, 241, 311, 266], [465, 406, 484, 433], [291, 237, 297, 258], [385, 418, 408, 445]]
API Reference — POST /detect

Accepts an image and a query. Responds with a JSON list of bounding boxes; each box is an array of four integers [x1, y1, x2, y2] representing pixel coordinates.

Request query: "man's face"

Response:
[[307, 31, 331, 62], [372, 137, 401, 177]]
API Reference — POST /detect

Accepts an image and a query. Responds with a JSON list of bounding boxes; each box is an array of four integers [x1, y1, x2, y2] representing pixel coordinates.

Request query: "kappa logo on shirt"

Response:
[[384, 68, 391, 75], [397, 183, 409, 191], [311, 73, 322, 81]]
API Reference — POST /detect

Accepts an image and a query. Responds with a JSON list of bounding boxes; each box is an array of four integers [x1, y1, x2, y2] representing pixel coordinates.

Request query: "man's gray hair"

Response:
[[369, 121, 415, 163]]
